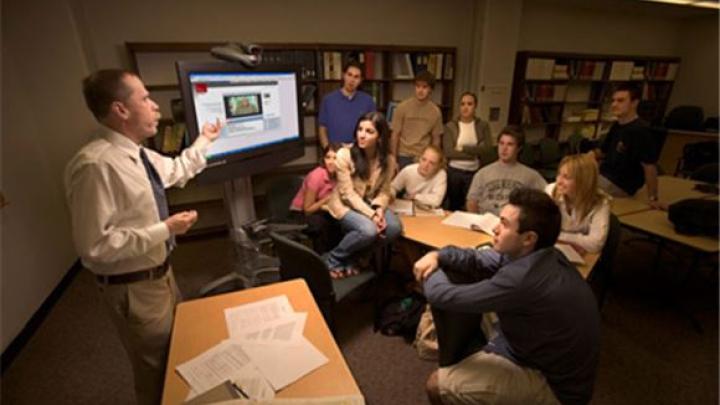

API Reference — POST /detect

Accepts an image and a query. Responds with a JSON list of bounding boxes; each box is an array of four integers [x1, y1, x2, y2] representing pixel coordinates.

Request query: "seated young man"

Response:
[[391, 145, 448, 210], [415, 188, 601, 405], [594, 83, 661, 208], [466, 125, 546, 216]]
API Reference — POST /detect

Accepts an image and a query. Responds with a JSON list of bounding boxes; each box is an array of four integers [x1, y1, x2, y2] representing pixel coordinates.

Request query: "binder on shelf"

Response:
[[392, 53, 414, 79], [443, 53, 454, 80], [525, 58, 555, 80], [608, 61, 634, 81]]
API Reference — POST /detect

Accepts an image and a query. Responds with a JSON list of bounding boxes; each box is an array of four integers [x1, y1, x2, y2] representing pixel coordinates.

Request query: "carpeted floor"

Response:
[[2, 230, 717, 404]]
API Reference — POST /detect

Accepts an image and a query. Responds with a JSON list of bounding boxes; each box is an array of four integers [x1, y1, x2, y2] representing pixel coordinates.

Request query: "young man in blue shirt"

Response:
[[318, 60, 376, 148], [415, 188, 600, 405]]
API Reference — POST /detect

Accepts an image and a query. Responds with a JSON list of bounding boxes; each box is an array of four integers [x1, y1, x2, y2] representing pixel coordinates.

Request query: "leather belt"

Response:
[[96, 260, 170, 285]]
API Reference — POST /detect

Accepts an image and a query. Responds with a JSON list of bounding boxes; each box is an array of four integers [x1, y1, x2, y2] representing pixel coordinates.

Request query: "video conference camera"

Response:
[[211, 43, 263, 67]]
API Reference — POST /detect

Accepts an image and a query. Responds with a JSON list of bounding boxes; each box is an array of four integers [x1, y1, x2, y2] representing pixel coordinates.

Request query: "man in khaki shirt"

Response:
[[391, 70, 444, 169], [65, 69, 221, 405]]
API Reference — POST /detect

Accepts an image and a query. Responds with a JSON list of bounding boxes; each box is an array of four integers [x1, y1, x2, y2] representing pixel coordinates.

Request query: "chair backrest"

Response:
[[664, 105, 704, 131], [690, 163, 719, 184], [676, 140, 719, 177], [518, 143, 536, 166], [567, 132, 584, 155], [479, 145, 498, 167], [265, 175, 304, 221], [269, 231, 334, 302], [538, 137, 562, 166], [591, 213, 622, 308]]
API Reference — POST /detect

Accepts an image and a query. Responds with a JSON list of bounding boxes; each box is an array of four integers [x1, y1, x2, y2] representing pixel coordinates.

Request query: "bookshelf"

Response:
[[126, 42, 456, 233], [509, 51, 680, 145]]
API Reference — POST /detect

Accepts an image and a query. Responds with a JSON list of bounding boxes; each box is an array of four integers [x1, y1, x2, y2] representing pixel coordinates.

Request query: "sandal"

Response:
[[329, 268, 346, 279], [344, 267, 360, 277]]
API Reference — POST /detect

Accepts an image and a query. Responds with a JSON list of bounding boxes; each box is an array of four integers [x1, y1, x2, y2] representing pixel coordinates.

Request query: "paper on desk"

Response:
[[214, 394, 366, 405], [176, 339, 265, 397], [390, 198, 414, 216], [234, 372, 276, 400], [240, 336, 329, 391], [442, 211, 499, 235], [555, 243, 585, 265], [225, 295, 294, 336], [232, 312, 307, 344]]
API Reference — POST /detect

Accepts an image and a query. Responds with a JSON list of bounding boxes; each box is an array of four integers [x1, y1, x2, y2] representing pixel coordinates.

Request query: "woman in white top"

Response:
[[442, 92, 491, 211], [391, 145, 447, 209], [546, 153, 611, 254]]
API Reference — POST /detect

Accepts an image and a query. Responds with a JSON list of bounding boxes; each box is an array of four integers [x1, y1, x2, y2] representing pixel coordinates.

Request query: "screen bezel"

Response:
[[176, 60, 305, 167]]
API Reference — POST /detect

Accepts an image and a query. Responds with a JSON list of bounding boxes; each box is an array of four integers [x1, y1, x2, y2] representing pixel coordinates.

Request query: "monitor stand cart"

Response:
[[197, 177, 280, 297]]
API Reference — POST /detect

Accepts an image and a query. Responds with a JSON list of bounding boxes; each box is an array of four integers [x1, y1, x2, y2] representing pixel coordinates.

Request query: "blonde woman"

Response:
[[546, 153, 611, 254]]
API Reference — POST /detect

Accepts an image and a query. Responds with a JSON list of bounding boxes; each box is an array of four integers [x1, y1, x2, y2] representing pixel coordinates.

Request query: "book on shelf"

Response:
[[630, 66, 645, 80], [411, 52, 430, 75], [525, 58, 555, 80], [363, 51, 384, 80], [565, 83, 592, 102], [392, 53, 414, 79], [552, 64, 569, 79], [427, 53, 444, 80], [608, 61, 634, 81], [322, 51, 343, 80], [443, 54, 454, 80]]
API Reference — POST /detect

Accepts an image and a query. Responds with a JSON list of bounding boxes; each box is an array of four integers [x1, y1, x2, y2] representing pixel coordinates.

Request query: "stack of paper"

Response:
[[390, 199, 414, 216], [177, 295, 329, 401], [441, 211, 500, 235]]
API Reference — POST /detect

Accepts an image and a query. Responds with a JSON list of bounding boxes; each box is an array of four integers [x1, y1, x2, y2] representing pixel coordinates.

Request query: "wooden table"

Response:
[[162, 279, 362, 405], [612, 175, 718, 217], [619, 209, 719, 254], [400, 214, 599, 279]]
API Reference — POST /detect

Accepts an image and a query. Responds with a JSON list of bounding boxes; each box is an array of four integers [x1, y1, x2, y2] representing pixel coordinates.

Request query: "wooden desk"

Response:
[[401, 214, 493, 249], [619, 209, 719, 253], [636, 175, 716, 205], [611, 198, 650, 217], [612, 175, 717, 217], [162, 279, 361, 405], [400, 214, 599, 279], [657, 129, 718, 175]]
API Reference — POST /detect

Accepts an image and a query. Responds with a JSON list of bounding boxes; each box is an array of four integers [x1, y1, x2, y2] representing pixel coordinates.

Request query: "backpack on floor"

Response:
[[374, 292, 426, 341]]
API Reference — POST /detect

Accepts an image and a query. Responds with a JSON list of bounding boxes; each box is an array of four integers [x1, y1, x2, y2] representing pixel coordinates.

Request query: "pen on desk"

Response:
[[231, 382, 250, 399]]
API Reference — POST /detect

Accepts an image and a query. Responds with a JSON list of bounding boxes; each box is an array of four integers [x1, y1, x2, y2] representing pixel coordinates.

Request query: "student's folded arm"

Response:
[[336, 150, 375, 217], [442, 123, 468, 159], [559, 201, 610, 254], [437, 245, 502, 274], [370, 173, 394, 212], [423, 270, 519, 314], [414, 171, 447, 208]]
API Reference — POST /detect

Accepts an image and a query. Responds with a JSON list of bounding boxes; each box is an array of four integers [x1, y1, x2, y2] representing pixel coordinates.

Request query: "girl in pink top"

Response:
[[290, 144, 342, 252]]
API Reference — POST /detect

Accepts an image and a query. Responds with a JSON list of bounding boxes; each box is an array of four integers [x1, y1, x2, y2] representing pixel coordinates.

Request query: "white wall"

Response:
[[1, 0, 95, 351], [668, 15, 719, 118], [519, 0, 681, 56]]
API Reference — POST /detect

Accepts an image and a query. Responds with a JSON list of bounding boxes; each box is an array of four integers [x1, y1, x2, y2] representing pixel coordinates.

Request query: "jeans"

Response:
[[326, 209, 403, 269]]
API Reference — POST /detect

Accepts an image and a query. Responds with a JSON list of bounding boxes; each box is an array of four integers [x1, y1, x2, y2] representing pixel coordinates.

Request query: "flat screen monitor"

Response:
[[176, 61, 304, 184]]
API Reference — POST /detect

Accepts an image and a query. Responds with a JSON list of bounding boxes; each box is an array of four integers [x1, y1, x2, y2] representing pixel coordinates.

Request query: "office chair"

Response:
[[478, 145, 498, 168], [538, 137, 562, 181], [588, 213, 622, 309], [270, 231, 376, 332], [690, 163, 719, 185]]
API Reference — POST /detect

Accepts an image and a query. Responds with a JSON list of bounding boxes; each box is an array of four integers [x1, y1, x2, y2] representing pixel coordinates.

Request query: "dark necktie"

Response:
[[139, 148, 175, 252]]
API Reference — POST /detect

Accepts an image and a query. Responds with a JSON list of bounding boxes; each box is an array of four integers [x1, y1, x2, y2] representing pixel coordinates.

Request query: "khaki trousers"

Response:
[[96, 268, 181, 405], [438, 313, 560, 405]]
